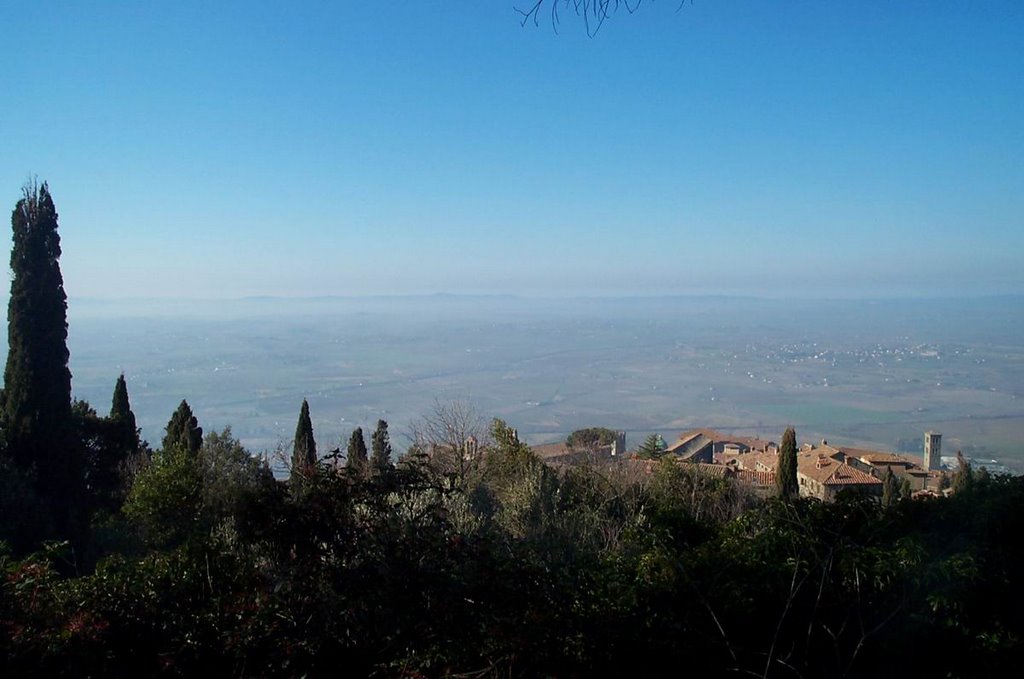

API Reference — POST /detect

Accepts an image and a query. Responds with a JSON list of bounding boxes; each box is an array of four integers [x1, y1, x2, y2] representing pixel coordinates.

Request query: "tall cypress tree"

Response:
[[370, 419, 392, 474], [953, 450, 974, 495], [881, 466, 900, 508], [163, 399, 202, 454], [347, 427, 369, 478], [776, 427, 798, 500], [110, 374, 134, 426], [1, 181, 77, 534], [110, 373, 140, 455], [291, 399, 316, 480]]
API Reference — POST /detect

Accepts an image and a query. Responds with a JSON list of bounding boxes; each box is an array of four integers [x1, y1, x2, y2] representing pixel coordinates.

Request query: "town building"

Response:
[[664, 428, 777, 464], [795, 450, 882, 501]]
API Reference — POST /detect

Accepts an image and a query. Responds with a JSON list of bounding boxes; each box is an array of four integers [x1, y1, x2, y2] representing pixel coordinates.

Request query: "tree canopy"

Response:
[[162, 399, 203, 455], [566, 426, 618, 451]]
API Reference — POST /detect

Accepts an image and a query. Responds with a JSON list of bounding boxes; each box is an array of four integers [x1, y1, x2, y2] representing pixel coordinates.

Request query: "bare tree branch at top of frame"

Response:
[[515, 0, 690, 37]]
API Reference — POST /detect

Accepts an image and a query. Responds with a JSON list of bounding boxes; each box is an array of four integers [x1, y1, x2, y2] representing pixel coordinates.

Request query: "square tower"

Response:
[[924, 431, 942, 471]]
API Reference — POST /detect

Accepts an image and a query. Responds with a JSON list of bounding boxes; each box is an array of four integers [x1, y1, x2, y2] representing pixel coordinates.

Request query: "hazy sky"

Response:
[[1, 2, 1022, 299]]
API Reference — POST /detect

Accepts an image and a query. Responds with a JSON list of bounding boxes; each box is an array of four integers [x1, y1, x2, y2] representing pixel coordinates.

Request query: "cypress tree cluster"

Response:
[[776, 426, 798, 499]]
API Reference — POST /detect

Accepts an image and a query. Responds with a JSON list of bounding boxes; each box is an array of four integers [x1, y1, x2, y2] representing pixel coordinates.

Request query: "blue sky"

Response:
[[1, 1, 1022, 298]]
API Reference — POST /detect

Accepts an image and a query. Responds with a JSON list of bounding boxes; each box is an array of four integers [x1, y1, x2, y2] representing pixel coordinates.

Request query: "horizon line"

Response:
[[67, 292, 1024, 304]]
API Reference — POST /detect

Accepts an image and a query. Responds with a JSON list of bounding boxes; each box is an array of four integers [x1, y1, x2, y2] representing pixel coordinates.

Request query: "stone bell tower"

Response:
[[924, 431, 942, 471]]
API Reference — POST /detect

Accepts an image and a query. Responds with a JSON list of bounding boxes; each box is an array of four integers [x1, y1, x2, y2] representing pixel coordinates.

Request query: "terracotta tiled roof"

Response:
[[627, 459, 659, 475], [693, 463, 732, 479], [797, 452, 881, 486], [668, 428, 776, 454], [627, 458, 741, 480], [531, 442, 571, 459], [843, 448, 922, 468], [810, 444, 845, 459], [721, 435, 776, 452], [736, 469, 775, 486], [735, 450, 779, 473], [665, 430, 714, 455]]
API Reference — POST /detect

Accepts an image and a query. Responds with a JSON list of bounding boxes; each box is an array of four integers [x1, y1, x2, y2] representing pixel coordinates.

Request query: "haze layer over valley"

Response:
[[63, 294, 1024, 473]]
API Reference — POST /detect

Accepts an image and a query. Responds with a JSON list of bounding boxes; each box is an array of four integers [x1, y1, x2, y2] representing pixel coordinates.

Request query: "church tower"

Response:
[[924, 431, 942, 471]]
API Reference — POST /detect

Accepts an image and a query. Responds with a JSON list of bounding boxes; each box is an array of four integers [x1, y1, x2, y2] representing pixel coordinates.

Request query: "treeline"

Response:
[[2, 182, 1024, 676], [4, 415, 1024, 677]]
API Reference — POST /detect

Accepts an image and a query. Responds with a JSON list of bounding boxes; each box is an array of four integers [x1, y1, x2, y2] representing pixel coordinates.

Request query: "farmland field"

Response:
[[59, 295, 1024, 473]]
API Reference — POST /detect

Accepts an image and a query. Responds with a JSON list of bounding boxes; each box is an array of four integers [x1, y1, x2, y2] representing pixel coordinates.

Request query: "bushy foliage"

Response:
[[0, 456, 52, 553], [73, 399, 132, 516], [199, 428, 275, 529], [124, 414, 272, 550], [123, 445, 203, 548], [5, 446, 1024, 676], [566, 426, 617, 450]]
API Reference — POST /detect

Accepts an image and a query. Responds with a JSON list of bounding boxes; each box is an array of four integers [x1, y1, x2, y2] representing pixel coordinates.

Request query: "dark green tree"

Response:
[[776, 427, 798, 499], [199, 427, 275, 525], [637, 433, 666, 459], [1, 181, 78, 536], [109, 374, 140, 451], [162, 399, 202, 454], [67, 377, 144, 517], [371, 419, 393, 474], [291, 399, 316, 481], [953, 450, 974, 495], [566, 426, 617, 450], [479, 418, 545, 512], [347, 427, 369, 478], [881, 466, 900, 508], [125, 401, 205, 547], [73, 399, 127, 515], [110, 373, 132, 421], [899, 477, 912, 500]]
